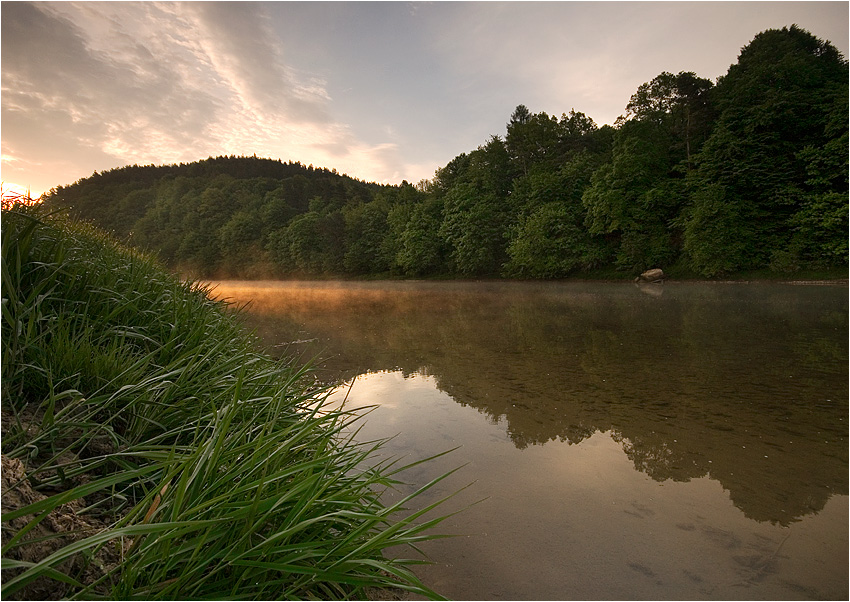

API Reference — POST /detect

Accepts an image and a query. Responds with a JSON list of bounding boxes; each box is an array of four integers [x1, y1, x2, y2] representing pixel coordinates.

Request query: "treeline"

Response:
[[44, 26, 848, 278]]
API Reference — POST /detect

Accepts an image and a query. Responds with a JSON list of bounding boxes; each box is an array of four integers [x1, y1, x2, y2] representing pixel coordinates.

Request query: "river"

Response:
[[210, 280, 848, 600]]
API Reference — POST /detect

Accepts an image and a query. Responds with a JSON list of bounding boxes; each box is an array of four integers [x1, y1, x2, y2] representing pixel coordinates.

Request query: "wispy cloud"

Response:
[[0, 1, 413, 192], [2, 2, 222, 165], [183, 2, 332, 123]]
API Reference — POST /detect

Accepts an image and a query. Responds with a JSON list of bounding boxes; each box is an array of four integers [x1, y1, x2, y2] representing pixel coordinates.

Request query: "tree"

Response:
[[505, 202, 593, 278], [384, 203, 413, 274], [582, 119, 682, 271], [556, 110, 599, 158], [787, 87, 849, 266], [261, 187, 300, 228], [681, 184, 752, 276], [428, 153, 472, 197], [685, 25, 848, 272], [506, 152, 611, 277], [506, 105, 559, 176], [273, 212, 324, 274], [218, 210, 266, 273], [622, 71, 714, 169], [464, 136, 513, 199], [394, 198, 447, 276], [579, 69, 717, 273], [343, 200, 391, 274], [440, 183, 506, 276]]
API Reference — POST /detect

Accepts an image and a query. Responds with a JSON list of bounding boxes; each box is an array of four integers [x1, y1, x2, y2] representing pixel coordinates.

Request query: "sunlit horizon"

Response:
[[1, 181, 40, 200]]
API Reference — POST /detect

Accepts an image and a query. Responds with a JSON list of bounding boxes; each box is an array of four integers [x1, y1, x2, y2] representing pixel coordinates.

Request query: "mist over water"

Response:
[[212, 280, 848, 600]]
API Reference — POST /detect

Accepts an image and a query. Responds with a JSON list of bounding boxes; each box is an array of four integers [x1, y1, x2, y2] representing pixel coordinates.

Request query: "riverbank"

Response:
[[1, 205, 449, 600]]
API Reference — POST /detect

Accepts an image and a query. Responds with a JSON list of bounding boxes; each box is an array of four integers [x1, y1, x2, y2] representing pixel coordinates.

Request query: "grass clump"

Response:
[[1, 202, 455, 600]]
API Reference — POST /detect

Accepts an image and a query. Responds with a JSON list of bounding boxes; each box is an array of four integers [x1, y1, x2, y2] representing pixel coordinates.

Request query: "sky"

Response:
[[1, 1, 848, 198]]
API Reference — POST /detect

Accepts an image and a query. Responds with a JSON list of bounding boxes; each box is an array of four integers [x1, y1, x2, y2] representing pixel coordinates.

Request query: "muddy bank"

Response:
[[1, 454, 132, 600]]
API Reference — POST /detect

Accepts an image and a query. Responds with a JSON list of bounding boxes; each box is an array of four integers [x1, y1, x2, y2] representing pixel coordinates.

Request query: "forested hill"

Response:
[[42, 25, 848, 279], [40, 157, 392, 277]]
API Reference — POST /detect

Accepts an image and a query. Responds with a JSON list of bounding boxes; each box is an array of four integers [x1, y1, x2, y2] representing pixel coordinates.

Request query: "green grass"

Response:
[[1, 203, 457, 600]]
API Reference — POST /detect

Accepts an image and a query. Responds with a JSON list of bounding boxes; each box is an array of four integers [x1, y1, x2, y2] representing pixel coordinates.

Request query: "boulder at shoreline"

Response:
[[636, 268, 665, 283]]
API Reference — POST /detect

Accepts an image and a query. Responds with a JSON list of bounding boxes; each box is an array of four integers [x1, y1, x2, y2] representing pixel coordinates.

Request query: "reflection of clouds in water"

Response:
[[326, 371, 455, 449], [328, 370, 439, 410]]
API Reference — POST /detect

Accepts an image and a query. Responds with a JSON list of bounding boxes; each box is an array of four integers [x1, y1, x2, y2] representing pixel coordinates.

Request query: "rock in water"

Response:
[[638, 268, 665, 283]]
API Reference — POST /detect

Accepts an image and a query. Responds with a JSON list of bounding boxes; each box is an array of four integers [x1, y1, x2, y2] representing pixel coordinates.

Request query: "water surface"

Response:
[[212, 280, 848, 600]]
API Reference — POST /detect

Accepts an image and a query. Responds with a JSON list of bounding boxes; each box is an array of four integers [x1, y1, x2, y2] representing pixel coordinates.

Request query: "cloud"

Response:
[[183, 2, 332, 124], [1, 1, 411, 192], [2, 2, 224, 164]]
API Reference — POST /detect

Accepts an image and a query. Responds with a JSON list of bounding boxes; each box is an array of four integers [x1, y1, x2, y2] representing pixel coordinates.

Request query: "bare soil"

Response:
[[1, 454, 130, 600]]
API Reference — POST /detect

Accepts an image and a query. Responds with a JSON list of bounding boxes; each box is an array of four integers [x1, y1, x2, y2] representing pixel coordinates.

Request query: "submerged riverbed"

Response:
[[211, 280, 848, 600]]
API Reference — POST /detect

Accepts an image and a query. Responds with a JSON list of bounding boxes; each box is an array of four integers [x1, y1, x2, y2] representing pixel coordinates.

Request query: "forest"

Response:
[[42, 26, 848, 279]]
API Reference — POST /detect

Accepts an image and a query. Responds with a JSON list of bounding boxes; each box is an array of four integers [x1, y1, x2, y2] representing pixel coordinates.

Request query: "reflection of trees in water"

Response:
[[227, 281, 848, 525]]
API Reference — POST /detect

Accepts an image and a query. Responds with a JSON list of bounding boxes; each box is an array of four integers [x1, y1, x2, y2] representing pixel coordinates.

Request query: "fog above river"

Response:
[[211, 280, 848, 527]]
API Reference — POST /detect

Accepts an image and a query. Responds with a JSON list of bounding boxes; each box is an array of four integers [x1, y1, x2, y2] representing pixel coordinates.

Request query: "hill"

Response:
[[42, 156, 392, 277]]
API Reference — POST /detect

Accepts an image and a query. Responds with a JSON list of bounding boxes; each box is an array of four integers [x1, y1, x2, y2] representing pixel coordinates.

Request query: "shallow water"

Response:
[[212, 280, 848, 600]]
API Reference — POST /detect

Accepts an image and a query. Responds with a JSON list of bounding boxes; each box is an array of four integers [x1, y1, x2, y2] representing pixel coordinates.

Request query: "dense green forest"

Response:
[[43, 26, 848, 279]]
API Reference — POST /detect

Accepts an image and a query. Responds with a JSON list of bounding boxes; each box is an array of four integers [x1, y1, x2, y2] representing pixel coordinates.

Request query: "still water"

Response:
[[211, 280, 848, 600]]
